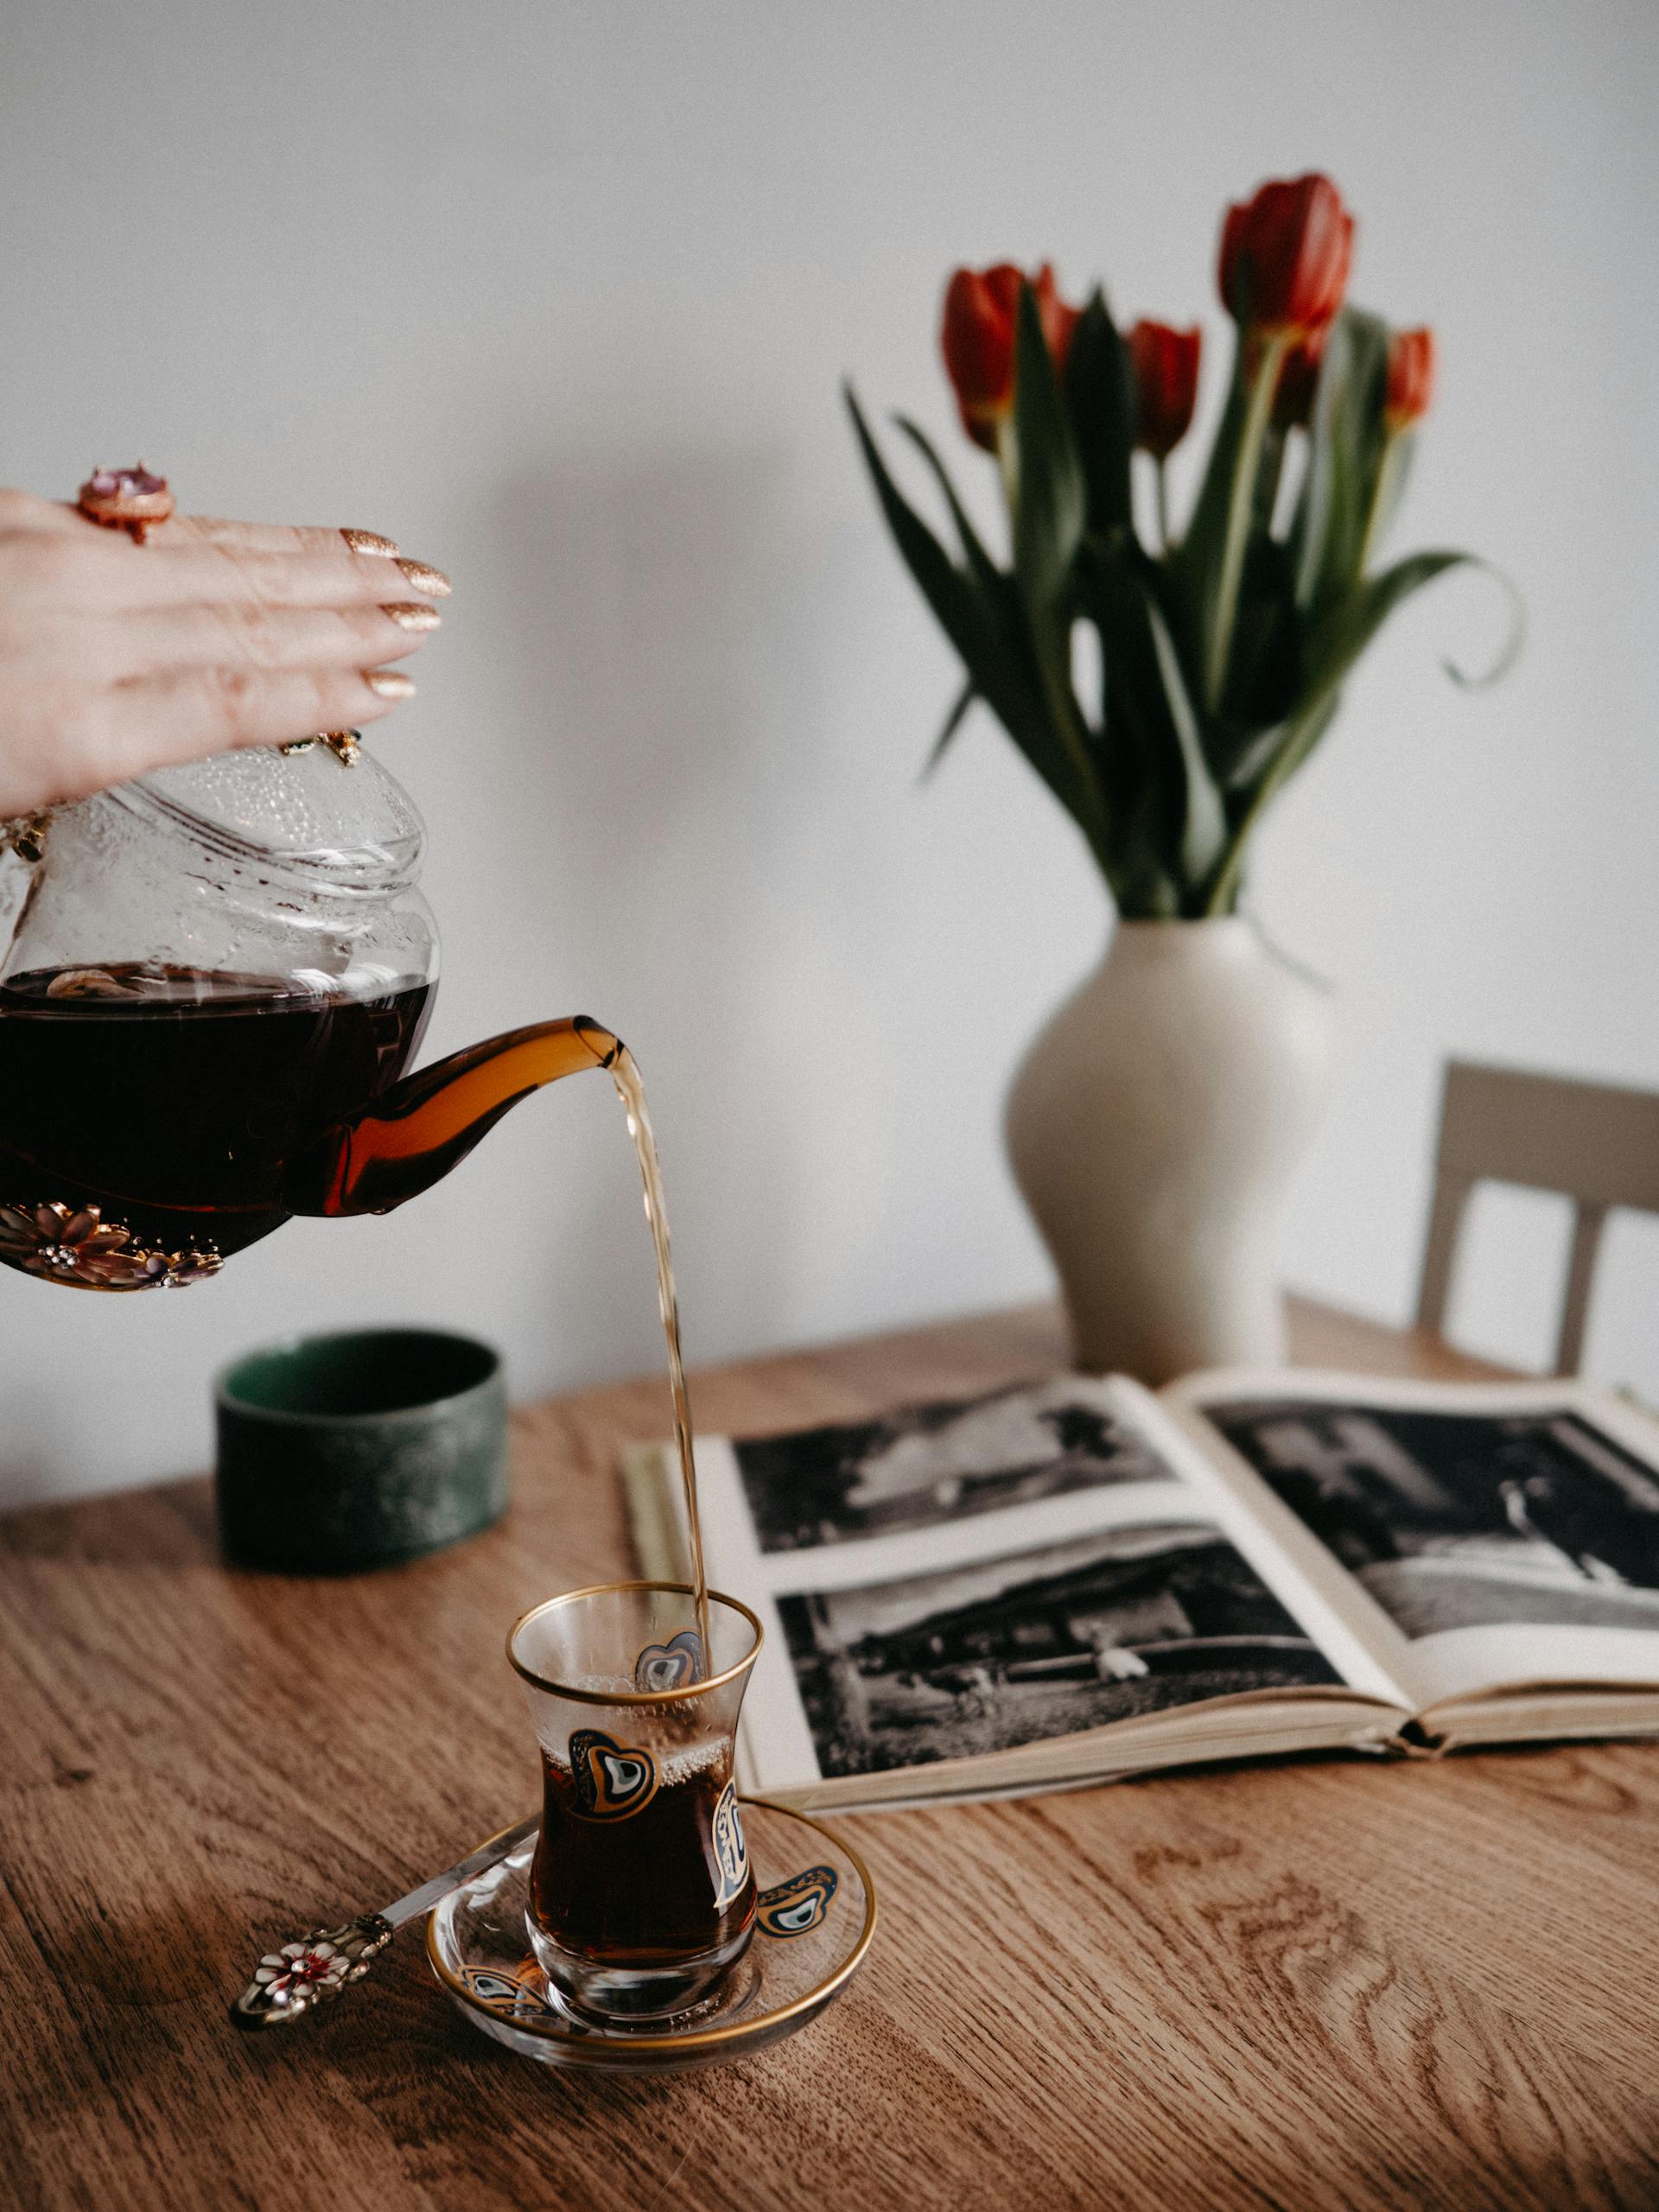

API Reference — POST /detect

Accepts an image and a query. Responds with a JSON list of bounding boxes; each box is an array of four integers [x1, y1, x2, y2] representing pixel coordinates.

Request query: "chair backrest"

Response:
[[1416, 1059, 1659, 1376]]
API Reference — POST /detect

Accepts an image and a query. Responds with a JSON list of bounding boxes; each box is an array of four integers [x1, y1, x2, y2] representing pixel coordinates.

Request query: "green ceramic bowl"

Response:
[[215, 1328, 507, 1573]]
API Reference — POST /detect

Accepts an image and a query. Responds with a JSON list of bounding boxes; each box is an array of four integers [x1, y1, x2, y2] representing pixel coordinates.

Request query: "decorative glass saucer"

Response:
[[425, 1797, 876, 2072]]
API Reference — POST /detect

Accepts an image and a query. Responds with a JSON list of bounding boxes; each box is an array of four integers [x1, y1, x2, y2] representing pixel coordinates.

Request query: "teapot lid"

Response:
[[117, 736, 426, 892]]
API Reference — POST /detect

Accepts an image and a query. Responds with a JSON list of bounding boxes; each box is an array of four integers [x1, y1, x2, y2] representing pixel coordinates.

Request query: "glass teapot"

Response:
[[0, 738, 618, 1289]]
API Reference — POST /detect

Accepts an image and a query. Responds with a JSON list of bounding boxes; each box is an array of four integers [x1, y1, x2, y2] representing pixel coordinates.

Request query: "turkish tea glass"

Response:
[[507, 1580, 763, 2024]]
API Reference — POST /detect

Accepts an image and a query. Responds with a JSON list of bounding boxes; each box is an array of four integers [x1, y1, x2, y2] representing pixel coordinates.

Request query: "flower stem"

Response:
[[1204, 327, 1293, 715], [1155, 460, 1172, 554], [1357, 430, 1404, 577]]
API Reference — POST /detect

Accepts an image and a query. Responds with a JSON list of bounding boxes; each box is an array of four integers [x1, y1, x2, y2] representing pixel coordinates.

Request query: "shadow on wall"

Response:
[[481, 440, 812, 1367]]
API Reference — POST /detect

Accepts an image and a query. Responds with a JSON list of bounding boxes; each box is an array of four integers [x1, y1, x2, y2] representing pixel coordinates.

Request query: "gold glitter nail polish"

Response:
[[396, 558, 452, 598], [341, 528, 400, 557], [364, 669, 416, 699], [379, 601, 442, 632]]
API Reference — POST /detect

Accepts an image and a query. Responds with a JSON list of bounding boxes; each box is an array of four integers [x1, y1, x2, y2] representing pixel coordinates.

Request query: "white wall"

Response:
[[2, 1, 1656, 1504]]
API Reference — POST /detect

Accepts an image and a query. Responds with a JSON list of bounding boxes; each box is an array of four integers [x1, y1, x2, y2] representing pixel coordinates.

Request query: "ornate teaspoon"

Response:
[[231, 1811, 538, 2030]]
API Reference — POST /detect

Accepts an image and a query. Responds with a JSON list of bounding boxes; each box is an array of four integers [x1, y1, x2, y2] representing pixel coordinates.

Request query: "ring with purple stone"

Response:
[[76, 464, 175, 543]]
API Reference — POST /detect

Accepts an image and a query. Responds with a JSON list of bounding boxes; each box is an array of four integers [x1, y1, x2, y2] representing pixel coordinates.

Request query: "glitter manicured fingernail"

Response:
[[396, 558, 451, 598], [379, 601, 442, 632], [363, 669, 416, 699], [341, 528, 400, 557]]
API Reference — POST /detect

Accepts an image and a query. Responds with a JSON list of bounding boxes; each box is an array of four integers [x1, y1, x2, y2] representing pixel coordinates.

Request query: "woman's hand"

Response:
[[0, 488, 451, 819]]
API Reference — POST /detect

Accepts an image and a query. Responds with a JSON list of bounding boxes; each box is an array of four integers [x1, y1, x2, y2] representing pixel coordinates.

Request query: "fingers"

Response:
[[0, 489, 93, 534], [166, 515, 454, 607], [3, 493, 406, 563], [0, 492, 450, 815], [169, 515, 398, 556], [111, 596, 441, 679], [77, 663, 417, 790], [89, 531, 453, 614], [4, 508, 452, 614]]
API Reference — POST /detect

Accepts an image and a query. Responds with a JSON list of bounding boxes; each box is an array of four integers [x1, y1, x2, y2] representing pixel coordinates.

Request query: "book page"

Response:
[[1112, 1379, 1419, 1707], [1163, 1369, 1659, 1710], [633, 1376, 1377, 1797]]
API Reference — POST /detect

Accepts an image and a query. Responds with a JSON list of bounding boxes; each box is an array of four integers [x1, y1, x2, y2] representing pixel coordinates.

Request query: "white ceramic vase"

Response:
[[1004, 918, 1333, 1382]]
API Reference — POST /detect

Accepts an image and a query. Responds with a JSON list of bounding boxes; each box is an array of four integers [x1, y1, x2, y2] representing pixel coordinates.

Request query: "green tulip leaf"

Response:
[[1179, 328, 1249, 606], [847, 382, 1109, 854], [1065, 289, 1135, 537], [1435, 560, 1527, 688], [1288, 307, 1391, 614], [1204, 547, 1519, 913], [894, 416, 1002, 595], [1081, 545, 1227, 899], [1171, 323, 1295, 716], [1010, 286, 1087, 612], [1303, 550, 1520, 702], [845, 383, 990, 674], [1144, 590, 1227, 888], [1007, 289, 1107, 850], [923, 680, 976, 778]]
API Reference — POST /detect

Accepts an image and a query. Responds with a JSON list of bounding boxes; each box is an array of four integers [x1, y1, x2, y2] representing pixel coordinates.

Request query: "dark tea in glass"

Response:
[[509, 1583, 763, 2023], [531, 1740, 754, 2005]]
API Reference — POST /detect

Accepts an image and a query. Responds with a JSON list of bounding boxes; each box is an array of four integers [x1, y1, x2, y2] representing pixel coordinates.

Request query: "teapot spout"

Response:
[[286, 1015, 620, 1218]]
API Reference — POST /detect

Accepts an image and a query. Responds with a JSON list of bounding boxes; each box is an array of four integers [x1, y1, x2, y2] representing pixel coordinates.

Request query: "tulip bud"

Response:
[[1218, 173, 1354, 336], [1126, 321, 1202, 458], [1384, 327, 1435, 431], [940, 263, 1080, 451]]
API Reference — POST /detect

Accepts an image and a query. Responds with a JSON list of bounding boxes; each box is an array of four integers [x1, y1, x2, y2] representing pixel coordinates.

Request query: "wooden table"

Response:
[[3, 1299, 1656, 2211]]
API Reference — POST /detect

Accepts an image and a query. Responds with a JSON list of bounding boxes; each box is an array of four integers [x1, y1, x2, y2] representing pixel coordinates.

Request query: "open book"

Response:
[[624, 1367, 1659, 1811]]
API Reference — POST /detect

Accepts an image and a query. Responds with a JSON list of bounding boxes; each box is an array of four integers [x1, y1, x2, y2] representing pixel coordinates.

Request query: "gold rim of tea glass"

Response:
[[505, 1579, 765, 1706], [423, 1796, 878, 2054]]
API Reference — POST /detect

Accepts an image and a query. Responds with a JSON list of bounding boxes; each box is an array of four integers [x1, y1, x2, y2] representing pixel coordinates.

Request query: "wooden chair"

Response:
[[1416, 1059, 1659, 1376]]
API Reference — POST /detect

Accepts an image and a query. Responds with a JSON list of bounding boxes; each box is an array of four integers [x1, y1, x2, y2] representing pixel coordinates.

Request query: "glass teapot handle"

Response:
[[285, 1016, 620, 1219]]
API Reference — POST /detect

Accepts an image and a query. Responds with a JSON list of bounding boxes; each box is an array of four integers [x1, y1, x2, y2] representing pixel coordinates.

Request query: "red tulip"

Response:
[[1385, 327, 1436, 430], [1127, 321, 1202, 458], [1218, 173, 1354, 336], [941, 263, 1080, 451]]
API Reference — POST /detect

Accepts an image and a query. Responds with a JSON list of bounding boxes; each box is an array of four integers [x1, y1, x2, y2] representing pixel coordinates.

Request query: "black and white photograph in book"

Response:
[[1208, 1398, 1659, 1639], [776, 1521, 1338, 1778], [734, 1381, 1177, 1554]]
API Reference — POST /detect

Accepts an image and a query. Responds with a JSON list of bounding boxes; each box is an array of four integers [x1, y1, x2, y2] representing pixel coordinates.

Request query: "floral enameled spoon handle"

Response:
[[229, 1811, 538, 2031]]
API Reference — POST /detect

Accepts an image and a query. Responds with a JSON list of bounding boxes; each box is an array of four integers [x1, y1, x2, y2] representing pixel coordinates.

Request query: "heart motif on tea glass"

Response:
[[757, 1864, 839, 1939], [632, 1630, 704, 1692], [569, 1729, 659, 1821], [710, 1779, 750, 1907]]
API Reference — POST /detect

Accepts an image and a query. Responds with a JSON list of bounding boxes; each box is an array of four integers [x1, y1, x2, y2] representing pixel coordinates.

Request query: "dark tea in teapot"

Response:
[[0, 963, 434, 1279]]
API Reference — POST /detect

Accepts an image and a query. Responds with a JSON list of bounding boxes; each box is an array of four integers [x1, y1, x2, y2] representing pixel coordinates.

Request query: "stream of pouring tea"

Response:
[[610, 1046, 711, 1664], [291, 1009, 713, 1658]]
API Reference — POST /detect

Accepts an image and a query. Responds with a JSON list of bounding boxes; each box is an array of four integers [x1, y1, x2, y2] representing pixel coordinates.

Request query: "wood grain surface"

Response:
[[2, 1297, 1655, 2212]]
